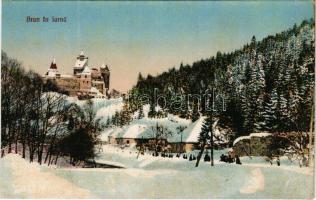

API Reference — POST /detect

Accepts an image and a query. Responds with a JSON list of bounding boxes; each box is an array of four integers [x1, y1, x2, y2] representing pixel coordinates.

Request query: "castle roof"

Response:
[[100, 64, 110, 71], [50, 58, 57, 69], [75, 51, 88, 68], [81, 66, 91, 74]]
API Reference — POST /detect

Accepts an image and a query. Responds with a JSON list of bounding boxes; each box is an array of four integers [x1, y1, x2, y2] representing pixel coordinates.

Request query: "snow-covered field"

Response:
[[0, 97, 313, 198], [0, 146, 313, 199]]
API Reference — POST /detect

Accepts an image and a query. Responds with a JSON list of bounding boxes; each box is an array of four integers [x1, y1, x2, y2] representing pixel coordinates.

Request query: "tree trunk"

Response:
[[22, 141, 26, 158], [54, 154, 59, 165], [44, 148, 50, 164], [155, 137, 158, 155], [1, 149, 4, 158], [8, 143, 12, 154], [210, 122, 214, 166], [29, 145, 34, 162], [8, 126, 12, 154], [48, 153, 53, 166], [195, 141, 206, 167], [309, 102, 314, 167], [15, 134, 18, 154]]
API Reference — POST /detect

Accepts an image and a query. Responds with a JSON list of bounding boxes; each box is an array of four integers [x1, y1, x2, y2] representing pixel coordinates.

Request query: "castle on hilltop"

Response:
[[43, 51, 110, 98]]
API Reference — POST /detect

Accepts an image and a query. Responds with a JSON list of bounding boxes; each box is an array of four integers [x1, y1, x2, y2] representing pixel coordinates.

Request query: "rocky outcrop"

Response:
[[233, 133, 273, 156]]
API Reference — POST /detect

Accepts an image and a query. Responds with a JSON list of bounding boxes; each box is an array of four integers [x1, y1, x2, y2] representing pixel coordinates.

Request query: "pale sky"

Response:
[[2, 1, 314, 92]]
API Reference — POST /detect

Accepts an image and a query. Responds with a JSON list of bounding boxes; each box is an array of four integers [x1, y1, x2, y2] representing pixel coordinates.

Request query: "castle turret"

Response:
[[50, 58, 57, 69], [74, 51, 88, 75], [45, 58, 60, 77], [100, 64, 110, 93]]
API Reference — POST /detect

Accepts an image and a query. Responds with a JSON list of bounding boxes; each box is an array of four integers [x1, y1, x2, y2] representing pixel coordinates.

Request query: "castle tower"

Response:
[[74, 51, 88, 75], [100, 64, 110, 93], [78, 66, 92, 92], [45, 58, 60, 77]]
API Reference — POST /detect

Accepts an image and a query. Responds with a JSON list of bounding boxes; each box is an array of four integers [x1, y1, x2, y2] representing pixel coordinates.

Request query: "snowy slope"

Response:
[[66, 97, 124, 122], [103, 114, 191, 142]]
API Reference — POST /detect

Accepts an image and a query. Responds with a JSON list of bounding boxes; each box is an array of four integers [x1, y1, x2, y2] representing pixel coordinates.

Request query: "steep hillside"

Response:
[[132, 19, 315, 137]]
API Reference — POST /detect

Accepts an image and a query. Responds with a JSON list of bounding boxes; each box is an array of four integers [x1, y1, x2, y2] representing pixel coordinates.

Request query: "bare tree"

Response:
[[149, 123, 172, 155]]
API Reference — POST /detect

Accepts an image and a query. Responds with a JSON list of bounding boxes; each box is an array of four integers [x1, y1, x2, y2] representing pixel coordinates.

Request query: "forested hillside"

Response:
[[132, 19, 314, 138]]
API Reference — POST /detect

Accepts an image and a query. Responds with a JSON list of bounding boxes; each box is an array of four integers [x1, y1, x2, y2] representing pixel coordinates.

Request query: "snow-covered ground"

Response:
[[0, 154, 91, 198], [1, 97, 313, 198], [67, 97, 124, 124], [1, 146, 313, 198]]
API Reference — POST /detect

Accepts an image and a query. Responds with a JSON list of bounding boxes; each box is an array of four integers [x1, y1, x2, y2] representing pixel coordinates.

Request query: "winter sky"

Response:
[[2, 1, 314, 91]]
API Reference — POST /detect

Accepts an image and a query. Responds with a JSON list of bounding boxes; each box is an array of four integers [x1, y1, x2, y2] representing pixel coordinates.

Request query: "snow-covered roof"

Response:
[[75, 52, 88, 68], [47, 71, 57, 77], [168, 117, 206, 143], [233, 132, 272, 146], [233, 136, 251, 146], [110, 128, 123, 138], [90, 87, 102, 95], [46, 67, 59, 77], [81, 66, 91, 74], [100, 128, 114, 141], [116, 124, 151, 139], [93, 80, 104, 84], [184, 117, 206, 143], [75, 59, 88, 68], [60, 74, 73, 78], [249, 132, 272, 138]]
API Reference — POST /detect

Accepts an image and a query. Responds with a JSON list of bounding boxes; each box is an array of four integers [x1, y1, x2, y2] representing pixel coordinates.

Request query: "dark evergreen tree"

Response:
[[191, 102, 200, 122], [119, 102, 132, 126], [138, 105, 145, 119], [148, 101, 156, 118]]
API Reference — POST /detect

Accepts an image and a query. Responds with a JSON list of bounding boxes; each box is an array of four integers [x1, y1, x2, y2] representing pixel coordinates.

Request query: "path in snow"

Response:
[[239, 168, 265, 194]]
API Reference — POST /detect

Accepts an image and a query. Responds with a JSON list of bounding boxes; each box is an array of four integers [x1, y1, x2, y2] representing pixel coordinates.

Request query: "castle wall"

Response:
[[92, 81, 105, 94], [56, 77, 80, 96], [78, 74, 92, 92]]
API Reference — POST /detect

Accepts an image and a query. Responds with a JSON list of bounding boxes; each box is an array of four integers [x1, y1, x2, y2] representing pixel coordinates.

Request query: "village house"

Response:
[[101, 118, 197, 153], [100, 116, 231, 154], [115, 124, 150, 146], [167, 117, 206, 153]]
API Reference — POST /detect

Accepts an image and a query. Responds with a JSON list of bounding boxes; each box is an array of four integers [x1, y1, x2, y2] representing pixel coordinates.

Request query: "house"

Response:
[[168, 117, 206, 153], [115, 124, 151, 146], [100, 128, 115, 144], [101, 116, 229, 153], [108, 128, 123, 144]]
